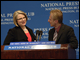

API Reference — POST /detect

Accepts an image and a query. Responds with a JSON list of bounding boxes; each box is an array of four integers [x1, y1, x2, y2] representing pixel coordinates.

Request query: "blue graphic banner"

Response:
[[4, 44, 61, 50], [1, 1, 79, 59]]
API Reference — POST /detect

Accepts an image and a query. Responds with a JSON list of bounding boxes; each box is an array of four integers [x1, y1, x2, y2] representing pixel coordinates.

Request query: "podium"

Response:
[[1, 44, 76, 59]]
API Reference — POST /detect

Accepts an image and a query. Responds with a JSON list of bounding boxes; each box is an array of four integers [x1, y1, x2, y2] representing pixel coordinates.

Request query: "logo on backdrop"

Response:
[[33, 27, 53, 40], [41, 1, 79, 13], [69, 19, 79, 27], [1, 12, 35, 25]]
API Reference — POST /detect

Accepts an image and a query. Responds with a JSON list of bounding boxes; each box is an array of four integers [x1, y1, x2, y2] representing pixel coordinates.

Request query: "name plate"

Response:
[[10, 41, 55, 45], [4, 44, 61, 50]]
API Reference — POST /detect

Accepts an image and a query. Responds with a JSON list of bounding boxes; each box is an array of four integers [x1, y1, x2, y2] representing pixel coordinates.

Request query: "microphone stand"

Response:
[[36, 30, 40, 41], [36, 30, 43, 41], [39, 31, 43, 41]]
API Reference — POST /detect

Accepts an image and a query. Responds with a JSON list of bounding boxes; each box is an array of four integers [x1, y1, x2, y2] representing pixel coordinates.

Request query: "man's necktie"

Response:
[[53, 30, 58, 41]]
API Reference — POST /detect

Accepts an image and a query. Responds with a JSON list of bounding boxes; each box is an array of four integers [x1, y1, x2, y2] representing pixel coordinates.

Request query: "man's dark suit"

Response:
[[48, 23, 78, 49], [3, 26, 36, 45]]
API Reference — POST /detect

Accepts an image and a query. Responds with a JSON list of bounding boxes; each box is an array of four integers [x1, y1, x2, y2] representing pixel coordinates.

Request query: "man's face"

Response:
[[48, 13, 56, 27]]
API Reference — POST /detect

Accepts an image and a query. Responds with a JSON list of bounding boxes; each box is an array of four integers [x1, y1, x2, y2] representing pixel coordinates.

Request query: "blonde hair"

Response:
[[50, 9, 63, 23], [13, 10, 28, 27]]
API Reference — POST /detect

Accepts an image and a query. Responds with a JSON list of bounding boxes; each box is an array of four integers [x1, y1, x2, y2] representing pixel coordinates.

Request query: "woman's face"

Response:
[[17, 14, 27, 27]]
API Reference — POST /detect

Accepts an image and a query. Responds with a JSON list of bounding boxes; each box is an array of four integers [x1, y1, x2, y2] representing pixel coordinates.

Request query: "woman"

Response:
[[3, 10, 36, 45]]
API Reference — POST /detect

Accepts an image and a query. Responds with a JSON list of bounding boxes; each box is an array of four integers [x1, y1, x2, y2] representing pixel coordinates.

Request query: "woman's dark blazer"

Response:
[[3, 26, 36, 45], [48, 23, 78, 49]]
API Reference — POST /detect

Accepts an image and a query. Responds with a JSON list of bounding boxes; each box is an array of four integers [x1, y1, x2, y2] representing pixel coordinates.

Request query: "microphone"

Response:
[[39, 30, 43, 41], [36, 30, 40, 41]]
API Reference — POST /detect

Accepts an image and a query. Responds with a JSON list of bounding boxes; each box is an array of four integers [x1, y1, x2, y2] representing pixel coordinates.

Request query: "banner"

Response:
[[1, 1, 79, 59], [4, 44, 61, 50]]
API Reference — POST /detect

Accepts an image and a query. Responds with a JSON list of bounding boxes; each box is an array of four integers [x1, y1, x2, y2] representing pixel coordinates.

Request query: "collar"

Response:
[[55, 24, 61, 33]]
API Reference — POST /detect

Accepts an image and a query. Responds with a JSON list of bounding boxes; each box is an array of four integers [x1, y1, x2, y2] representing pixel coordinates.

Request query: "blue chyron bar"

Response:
[[10, 41, 55, 45], [4, 44, 61, 50]]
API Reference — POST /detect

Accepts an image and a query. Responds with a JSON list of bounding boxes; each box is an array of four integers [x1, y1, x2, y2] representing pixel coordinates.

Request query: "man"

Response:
[[48, 9, 78, 49]]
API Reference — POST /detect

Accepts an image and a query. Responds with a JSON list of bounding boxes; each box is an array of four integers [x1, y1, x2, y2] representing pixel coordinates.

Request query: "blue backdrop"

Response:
[[1, 1, 79, 59]]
